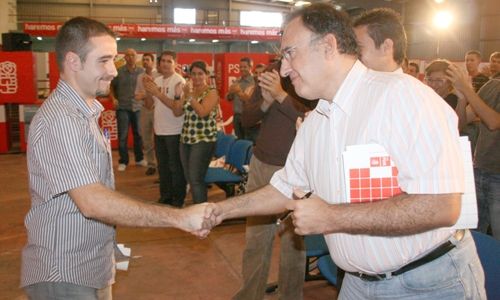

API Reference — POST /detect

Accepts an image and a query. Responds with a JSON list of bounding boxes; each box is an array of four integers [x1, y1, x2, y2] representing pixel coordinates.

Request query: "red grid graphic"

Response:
[[349, 157, 402, 203]]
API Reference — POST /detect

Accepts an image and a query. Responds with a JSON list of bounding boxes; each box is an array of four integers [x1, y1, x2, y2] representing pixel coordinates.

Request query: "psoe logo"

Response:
[[0, 61, 18, 94]]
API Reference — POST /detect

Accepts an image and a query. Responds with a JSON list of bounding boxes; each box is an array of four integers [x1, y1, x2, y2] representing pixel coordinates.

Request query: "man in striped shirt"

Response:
[[21, 17, 214, 300], [208, 3, 485, 299]]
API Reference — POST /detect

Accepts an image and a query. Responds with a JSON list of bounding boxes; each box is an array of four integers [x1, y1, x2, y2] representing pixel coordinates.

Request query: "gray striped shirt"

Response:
[[21, 80, 116, 289]]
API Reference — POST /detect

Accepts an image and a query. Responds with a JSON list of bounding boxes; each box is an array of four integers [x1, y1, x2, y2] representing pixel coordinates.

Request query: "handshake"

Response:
[[176, 202, 224, 239]]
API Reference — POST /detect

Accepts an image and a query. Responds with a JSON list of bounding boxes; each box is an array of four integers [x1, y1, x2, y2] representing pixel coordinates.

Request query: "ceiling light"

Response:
[[250, 40, 259, 44], [212, 39, 219, 43], [189, 39, 196, 42], [294, 1, 311, 7], [433, 10, 453, 29], [140, 38, 146, 41], [36, 36, 43, 41], [116, 37, 121, 41]]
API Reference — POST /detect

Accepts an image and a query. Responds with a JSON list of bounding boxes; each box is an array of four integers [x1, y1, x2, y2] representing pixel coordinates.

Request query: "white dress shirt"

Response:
[[271, 60, 464, 274]]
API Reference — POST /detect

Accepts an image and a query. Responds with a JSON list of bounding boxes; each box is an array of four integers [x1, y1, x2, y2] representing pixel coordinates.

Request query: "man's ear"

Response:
[[381, 38, 394, 55], [65, 52, 82, 72], [322, 33, 338, 58]]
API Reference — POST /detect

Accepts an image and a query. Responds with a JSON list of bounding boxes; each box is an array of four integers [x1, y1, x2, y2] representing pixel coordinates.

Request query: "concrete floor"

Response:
[[0, 152, 337, 300]]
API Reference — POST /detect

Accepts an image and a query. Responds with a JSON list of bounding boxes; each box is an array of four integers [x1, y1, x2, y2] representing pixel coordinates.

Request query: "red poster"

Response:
[[0, 51, 37, 104]]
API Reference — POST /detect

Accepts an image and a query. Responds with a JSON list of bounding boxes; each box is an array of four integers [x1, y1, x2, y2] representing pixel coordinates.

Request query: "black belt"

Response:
[[348, 230, 465, 282]]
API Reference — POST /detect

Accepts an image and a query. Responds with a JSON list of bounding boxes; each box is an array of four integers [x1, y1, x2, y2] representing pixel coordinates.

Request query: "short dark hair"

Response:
[[466, 50, 481, 59], [425, 59, 451, 76], [409, 62, 420, 73], [284, 3, 358, 56], [353, 8, 407, 65], [55, 17, 116, 71], [142, 52, 155, 61], [240, 57, 253, 67], [491, 51, 500, 61], [189, 60, 209, 74], [159, 50, 177, 62]]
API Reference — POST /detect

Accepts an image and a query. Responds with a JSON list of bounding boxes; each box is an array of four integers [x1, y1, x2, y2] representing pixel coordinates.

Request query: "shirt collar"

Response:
[[57, 80, 104, 119], [315, 60, 368, 118], [393, 67, 404, 74]]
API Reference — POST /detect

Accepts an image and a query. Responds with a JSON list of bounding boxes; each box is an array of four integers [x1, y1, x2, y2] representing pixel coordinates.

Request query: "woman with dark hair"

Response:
[[172, 61, 219, 204]]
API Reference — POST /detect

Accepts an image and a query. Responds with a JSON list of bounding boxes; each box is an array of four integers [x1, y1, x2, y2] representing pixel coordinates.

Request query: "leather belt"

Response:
[[348, 230, 465, 282]]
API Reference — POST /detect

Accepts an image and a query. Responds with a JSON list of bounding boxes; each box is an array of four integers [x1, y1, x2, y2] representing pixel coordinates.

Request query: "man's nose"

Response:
[[280, 59, 291, 77]]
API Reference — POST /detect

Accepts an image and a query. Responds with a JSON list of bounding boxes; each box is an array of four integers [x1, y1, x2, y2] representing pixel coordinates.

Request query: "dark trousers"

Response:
[[116, 109, 143, 165], [233, 113, 244, 139], [180, 141, 215, 204], [155, 134, 186, 207]]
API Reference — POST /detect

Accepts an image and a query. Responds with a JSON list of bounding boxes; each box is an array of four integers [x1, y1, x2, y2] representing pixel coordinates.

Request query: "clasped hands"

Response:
[[180, 188, 333, 239]]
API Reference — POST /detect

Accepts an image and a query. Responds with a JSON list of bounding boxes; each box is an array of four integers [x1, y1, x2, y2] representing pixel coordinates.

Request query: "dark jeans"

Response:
[[474, 168, 500, 239], [233, 113, 244, 139], [155, 134, 186, 207], [180, 141, 215, 204], [116, 109, 143, 165]]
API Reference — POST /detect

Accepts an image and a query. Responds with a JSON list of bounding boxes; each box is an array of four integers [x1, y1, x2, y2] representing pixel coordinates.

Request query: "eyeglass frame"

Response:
[[424, 77, 449, 85], [280, 34, 324, 62]]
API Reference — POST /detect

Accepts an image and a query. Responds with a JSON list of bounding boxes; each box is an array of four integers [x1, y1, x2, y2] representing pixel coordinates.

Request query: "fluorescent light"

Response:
[[212, 39, 219, 43], [189, 39, 196, 42], [140, 38, 146, 41], [250, 40, 259, 44]]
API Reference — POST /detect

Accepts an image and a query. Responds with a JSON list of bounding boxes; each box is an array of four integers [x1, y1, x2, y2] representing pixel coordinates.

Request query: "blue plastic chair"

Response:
[[205, 139, 253, 197], [471, 231, 500, 300], [317, 254, 338, 286], [214, 131, 236, 158], [304, 234, 330, 281], [266, 234, 330, 294]]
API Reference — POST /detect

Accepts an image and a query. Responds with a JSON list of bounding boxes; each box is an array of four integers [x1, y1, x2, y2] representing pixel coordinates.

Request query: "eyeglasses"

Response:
[[424, 77, 447, 85], [280, 35, 323, 62]]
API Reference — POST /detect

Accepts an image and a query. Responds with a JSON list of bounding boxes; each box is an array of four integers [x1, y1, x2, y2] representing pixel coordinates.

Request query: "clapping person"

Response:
[[172, 61, 219, 204]]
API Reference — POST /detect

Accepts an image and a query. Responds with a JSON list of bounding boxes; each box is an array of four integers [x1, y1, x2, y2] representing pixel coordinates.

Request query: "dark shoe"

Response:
[[145, 167, 156, 176]]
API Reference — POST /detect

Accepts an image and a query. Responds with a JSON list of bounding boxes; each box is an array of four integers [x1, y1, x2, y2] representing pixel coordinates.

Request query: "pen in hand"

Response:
[[275, 191, 313, 226]]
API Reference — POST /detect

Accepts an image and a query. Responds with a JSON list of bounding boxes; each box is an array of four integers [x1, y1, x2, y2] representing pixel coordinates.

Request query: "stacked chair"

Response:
[[205, 132, 253, 198]]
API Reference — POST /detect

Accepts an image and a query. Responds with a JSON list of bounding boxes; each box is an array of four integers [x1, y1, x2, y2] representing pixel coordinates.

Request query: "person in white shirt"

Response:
[[144, 50, 187, 207], [205, 3, 485, 299]]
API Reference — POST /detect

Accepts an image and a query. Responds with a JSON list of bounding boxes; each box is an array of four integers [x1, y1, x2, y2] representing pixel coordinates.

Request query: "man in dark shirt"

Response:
[[465, 50, 489, 92], [227, 57, 256, 140], [110, 48, 145, 172], [235, 62, 314, 300], [449, 64, 500, 239]]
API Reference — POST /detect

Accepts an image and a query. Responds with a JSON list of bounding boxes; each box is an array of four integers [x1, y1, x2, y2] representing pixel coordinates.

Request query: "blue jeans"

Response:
[[339, 230, 485, 299], [155, 134, 186, 207], [116, 109, 143, 165], [474, 168, 500, 239], [24, 282, 111, 300], [179, 141, 215, 204]]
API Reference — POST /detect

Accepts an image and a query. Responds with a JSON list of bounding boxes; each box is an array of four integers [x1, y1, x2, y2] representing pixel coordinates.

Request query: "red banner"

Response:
[[24, 22, 281, 41]]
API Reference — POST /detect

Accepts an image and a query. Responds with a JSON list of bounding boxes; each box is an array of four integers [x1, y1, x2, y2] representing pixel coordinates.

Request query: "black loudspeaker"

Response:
[[2, 33, 32, 51]]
